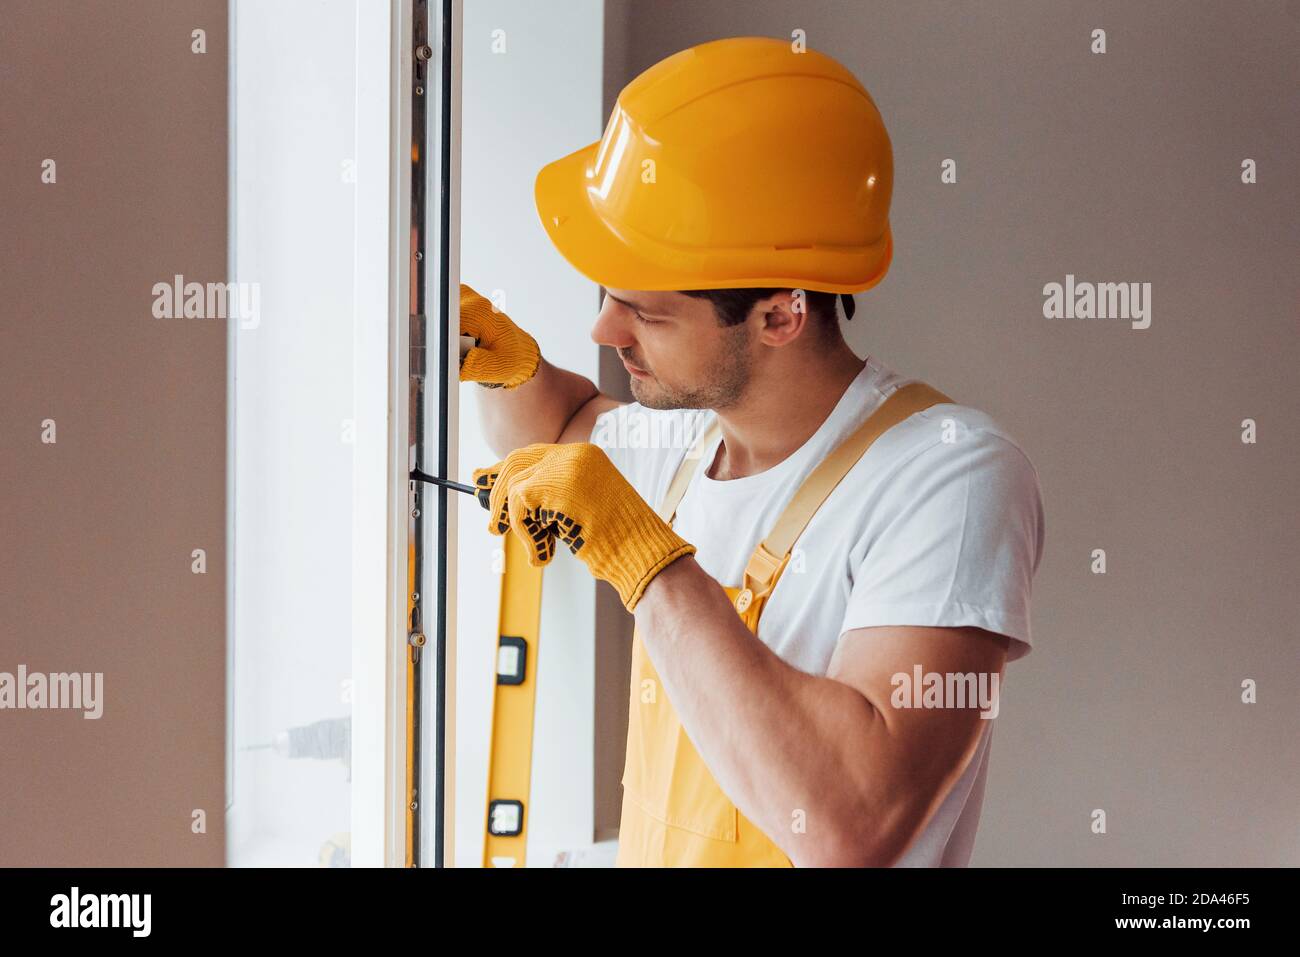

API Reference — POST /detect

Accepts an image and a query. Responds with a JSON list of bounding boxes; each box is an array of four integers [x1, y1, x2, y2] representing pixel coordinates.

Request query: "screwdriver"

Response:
[[410, 468, 491, 509]]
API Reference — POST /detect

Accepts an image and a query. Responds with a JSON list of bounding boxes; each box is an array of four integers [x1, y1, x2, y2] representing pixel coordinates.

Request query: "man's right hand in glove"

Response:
[[472, 442, 697, 612], [460, 283, 541, 389]]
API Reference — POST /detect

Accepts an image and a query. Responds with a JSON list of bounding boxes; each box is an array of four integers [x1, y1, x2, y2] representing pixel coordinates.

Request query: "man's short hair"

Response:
[[679, 288, 843, 330]]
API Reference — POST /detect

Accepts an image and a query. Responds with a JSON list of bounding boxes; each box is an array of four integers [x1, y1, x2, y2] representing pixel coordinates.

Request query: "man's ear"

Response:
[[754, 289, 811, 346]]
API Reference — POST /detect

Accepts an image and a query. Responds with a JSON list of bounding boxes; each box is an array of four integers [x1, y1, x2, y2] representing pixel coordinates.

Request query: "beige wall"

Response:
[[0, 0, 228, 865], [600, 0, 1299, 864]]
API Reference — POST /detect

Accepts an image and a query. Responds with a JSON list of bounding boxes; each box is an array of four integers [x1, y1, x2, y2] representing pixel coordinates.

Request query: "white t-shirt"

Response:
[[591, 355, 1045, 866]]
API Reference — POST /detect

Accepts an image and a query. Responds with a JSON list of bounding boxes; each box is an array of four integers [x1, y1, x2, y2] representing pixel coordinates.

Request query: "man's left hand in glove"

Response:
[[472, 442, 696, 612]]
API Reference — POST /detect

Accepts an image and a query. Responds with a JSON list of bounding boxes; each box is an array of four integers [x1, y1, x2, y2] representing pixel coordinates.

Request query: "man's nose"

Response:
[[591, 298, 635, 349]]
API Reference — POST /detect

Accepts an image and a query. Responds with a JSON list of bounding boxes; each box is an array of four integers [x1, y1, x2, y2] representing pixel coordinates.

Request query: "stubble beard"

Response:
[[626, 328, 752, 411]]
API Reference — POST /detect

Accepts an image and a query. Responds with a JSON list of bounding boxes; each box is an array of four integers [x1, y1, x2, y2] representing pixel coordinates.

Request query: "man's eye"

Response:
[[634, 312, 657, 325]]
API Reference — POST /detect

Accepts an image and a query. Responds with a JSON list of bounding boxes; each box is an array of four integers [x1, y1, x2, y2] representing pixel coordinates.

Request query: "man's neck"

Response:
[[706, 343, 867, 481]]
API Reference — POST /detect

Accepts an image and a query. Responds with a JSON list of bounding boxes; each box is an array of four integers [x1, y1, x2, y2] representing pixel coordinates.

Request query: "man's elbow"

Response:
[[787, 795, 924, 868], [794, 832, 912, 869]]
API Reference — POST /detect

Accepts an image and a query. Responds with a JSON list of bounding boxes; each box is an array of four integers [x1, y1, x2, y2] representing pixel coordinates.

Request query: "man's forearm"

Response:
[[633, 556, 916, 867], [474, 356, 598, 457]]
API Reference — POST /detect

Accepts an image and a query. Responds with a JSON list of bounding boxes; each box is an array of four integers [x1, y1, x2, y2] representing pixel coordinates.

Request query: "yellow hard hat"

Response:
[[534, 36, 894, 308]]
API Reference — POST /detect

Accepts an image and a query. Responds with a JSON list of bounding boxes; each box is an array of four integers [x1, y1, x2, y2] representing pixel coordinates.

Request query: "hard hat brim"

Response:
[[534, 141, 892, 296]]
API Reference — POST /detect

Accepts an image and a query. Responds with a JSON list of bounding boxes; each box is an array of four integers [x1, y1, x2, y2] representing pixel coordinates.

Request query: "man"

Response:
[[462, 37, 1045, 867]]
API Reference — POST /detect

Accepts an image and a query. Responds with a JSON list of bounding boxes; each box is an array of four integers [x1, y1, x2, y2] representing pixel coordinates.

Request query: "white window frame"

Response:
[[225, 0, 460, 868]]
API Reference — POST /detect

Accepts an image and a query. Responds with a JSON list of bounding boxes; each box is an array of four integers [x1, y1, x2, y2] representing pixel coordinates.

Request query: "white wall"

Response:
[[456, 0, 606, 867]]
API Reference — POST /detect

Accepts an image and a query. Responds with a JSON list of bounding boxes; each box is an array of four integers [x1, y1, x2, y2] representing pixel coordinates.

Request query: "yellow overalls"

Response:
[[615, 382, 951, 867]]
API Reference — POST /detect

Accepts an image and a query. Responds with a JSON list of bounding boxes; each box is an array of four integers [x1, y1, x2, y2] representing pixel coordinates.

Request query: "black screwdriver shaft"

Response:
[[410, 468, 490, 509], [410, 468, 474, 495]]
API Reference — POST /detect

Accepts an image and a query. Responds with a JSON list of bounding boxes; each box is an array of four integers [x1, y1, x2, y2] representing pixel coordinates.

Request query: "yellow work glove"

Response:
[[460, 283, 540, 389], [472, 443, 696, 612]]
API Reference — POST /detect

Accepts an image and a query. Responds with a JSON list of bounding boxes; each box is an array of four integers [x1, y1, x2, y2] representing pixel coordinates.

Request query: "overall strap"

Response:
[[743, 381, 952, 596], [655, 381, 953, 593], [655, 417, 723, 523]]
